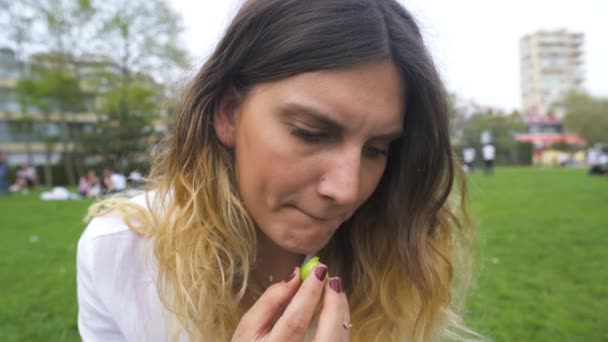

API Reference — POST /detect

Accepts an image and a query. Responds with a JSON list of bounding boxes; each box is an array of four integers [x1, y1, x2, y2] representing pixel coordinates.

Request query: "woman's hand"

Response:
[[232, 265, 351, 341]]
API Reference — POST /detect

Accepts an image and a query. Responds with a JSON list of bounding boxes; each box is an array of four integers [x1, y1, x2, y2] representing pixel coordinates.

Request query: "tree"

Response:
[[96, 0, 189, 84], [82, 83, 157, 170], [1, 0, 36, 165], [28, 0, 99, 185], [6, 0, 188, 176], [461, 110, 527, 165], [561, 92, 608, 145], [33, 0, 98, 60], [84, 0, 188, 168], [15, 70, 84, 186]]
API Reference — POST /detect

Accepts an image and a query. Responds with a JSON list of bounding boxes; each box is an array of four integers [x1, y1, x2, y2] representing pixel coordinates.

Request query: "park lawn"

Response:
[[466, 167, 608, 341], [0, 167, 606, 341], [0, 192, 92, 341]]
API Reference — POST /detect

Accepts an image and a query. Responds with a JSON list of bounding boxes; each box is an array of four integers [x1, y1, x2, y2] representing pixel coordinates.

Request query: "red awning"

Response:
[[515, 133, 586, 146]]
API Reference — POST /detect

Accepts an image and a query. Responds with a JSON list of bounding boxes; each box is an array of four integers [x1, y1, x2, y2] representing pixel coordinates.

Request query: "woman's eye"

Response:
[[363, 145, 389, 159], [291, 128, 328, 142]]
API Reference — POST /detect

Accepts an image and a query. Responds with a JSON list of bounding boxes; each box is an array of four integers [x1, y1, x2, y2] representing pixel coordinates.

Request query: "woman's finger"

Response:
[[232, 267, 301, 341], [267, 264, 328, 341], [314, 277, 351, 342]]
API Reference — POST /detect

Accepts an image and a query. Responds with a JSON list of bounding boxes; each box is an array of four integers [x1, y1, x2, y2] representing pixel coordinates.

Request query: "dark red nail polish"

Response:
[[314, 266, 327, 281], [283, 267, 297, 282], [329, 277, 343, 293]]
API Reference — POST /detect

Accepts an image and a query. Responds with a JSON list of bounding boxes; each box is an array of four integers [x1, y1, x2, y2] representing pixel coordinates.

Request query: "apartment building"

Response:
[[519, 30, 584, 116], [0, 48, 101, 165], [0, 47, 165, 166]]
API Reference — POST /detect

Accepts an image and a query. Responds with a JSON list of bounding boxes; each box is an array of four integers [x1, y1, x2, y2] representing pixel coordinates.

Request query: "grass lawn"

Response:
[[0, 167, 606, 341], [0, 192, 92, 341], [466, 167, 608, 341]]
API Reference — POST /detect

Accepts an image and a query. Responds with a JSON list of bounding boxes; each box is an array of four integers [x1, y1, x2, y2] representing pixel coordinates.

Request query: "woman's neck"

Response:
[[253, 230, 304, 288]]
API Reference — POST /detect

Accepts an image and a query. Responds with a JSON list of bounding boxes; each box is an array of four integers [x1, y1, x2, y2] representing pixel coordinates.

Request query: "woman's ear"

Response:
[[213, 94, 238, 148]]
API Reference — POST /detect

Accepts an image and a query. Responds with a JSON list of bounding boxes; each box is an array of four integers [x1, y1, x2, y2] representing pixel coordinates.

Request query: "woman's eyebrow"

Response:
[[281, 102, 403, 140], [371, 130, 403, 142], [280, 102, 343, 133]]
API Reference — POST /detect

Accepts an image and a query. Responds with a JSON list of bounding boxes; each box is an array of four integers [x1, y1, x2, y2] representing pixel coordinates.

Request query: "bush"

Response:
[[514, 142, 533, 165]]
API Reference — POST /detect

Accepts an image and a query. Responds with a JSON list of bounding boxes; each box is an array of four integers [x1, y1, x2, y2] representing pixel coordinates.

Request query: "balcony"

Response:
[[0, 76, 17, 88]]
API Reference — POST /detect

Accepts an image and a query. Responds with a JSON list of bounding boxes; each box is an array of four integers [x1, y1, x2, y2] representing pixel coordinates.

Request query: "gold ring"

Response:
[[342, 321, 353, 330]]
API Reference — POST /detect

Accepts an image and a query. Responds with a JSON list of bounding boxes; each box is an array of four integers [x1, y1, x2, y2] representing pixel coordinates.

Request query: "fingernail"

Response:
[[314, 265, 328, 281], [329, 277, 343, 293], [283, 267, 297, 283]]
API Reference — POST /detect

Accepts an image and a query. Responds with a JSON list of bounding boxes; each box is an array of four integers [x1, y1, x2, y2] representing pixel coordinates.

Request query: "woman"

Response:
[[77, 0, 476, 340]]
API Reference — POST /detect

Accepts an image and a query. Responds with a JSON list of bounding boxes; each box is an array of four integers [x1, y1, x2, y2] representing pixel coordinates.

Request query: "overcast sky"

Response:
[[170, 0, 608, 112]]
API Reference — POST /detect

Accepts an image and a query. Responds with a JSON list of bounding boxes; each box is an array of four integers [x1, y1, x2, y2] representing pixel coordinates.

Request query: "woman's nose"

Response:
[[317, 150, 361, 205]]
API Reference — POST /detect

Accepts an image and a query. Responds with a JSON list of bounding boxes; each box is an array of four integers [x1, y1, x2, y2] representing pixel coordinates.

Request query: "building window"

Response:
[[33, 122, 61, 139], [542, 75, 562, 87], [0, 121, 11, 142], [0, 89, 20, 112]]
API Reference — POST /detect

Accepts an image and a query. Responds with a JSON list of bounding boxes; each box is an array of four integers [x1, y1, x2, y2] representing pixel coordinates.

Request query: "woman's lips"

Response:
[[288, 205, 330, 222]]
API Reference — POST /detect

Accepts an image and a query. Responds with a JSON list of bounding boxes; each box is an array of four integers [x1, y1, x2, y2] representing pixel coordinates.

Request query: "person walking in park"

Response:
[[587, 144, 607, 176], [482, 143, 496, 175], [463, 146, 476, 173], [77, 0, 477, 341]]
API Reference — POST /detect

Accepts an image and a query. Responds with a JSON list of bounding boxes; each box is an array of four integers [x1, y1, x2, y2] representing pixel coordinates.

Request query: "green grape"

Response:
[[300, 256, 321, 281]]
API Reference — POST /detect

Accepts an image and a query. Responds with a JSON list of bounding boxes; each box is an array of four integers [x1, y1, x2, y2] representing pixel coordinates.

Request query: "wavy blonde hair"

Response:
[[89, 0, 479, 340]]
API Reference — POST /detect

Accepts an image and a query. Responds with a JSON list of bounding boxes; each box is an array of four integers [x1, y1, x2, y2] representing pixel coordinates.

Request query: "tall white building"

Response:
[[519, 30, 584, 116]]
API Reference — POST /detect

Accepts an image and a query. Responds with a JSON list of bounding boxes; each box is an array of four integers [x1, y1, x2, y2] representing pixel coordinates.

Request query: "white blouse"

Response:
[[77, 193, 317, 341], [77, 193, 183, 341]]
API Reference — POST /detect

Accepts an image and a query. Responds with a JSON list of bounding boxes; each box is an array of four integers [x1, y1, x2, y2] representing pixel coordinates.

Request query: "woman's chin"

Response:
[[277, 232, 333, 256]]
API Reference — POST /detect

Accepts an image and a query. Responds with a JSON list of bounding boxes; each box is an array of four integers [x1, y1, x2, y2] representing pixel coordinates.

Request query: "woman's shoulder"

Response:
[[78, 192, 160, 272], [77, 192, 171, 341], [77, 191, 159, 304], [80, 192, 152, 242]]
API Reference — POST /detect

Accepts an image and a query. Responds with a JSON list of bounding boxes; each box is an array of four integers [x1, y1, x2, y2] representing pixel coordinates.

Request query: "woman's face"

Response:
[[215, 61, 405, 255]]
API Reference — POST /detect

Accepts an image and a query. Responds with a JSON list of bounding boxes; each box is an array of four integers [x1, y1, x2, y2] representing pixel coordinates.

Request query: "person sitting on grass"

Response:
[[102, 167, 127, 194], [0, 151, 9, 195], [11, 162, 37, 193], [86, 170, 101, 198]]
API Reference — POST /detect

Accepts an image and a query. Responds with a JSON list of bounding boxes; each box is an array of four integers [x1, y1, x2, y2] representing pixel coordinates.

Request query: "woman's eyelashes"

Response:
[[290, 126, 389, 159], [363, 145, 389, 158], [291, 127, 329, 142]]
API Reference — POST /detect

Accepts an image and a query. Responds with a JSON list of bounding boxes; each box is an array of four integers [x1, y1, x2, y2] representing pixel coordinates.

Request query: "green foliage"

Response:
[[560, 92, 608, 145], [14, 70, 85, 186], [81, 84, 158, 169], [461, 111, 529, 165], [514, 142, 533, 165], [551, 142, 577, 152], [25, 70, 84, 113], [5, 0, 188, 177]]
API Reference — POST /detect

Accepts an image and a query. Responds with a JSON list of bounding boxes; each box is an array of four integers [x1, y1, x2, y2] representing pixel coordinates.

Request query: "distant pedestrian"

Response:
[[482, 144, 495, 175], [533, 149, 543, 167], [463, 147, 476, 173], [587, 144, 606, 176], [0, 151, 9, 195]]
